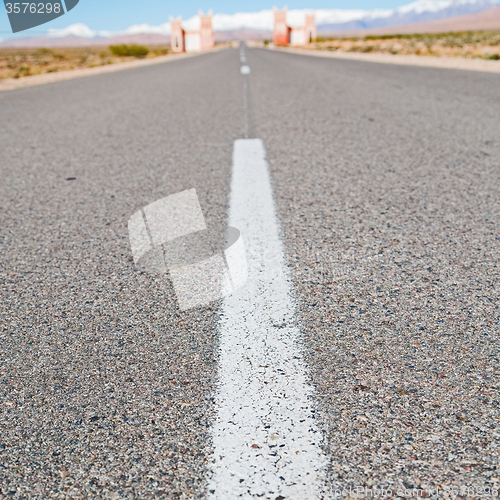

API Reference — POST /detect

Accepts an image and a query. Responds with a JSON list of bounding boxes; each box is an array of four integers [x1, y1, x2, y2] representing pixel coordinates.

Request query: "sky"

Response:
[[0, 0, 421, 36]]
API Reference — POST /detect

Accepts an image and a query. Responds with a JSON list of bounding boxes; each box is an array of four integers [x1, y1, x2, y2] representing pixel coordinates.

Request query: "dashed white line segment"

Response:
[[208, 139, 327, 499]]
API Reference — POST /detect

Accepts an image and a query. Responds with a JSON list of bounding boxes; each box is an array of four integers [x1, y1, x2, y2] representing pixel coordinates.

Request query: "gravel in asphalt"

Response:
[[1, 46, 499, 498], [0, 50, 242, 499], [249, 48, 500, 497]]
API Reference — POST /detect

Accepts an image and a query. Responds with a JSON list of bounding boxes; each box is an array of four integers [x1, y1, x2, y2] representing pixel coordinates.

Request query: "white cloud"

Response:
[[212, 10, 273, 31], [296, 8, 394, 26], [182, 15, 202, 31], [44, 21, 172, 40], [397, 0, 464, 15], [124, 23, 171, 36], [47, 23, 97, 38], [191, 8, 389, 32], [96, 30, 114, 38]]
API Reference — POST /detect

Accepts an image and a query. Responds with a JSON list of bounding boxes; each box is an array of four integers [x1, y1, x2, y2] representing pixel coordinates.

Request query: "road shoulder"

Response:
[[267, 45, 500, 74]]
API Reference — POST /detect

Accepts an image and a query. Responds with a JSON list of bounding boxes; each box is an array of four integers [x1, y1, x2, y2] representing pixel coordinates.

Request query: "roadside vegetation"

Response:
[[0, 44, 170, 80], [312, 31, 500, 59], [109, 43, 149, 58]]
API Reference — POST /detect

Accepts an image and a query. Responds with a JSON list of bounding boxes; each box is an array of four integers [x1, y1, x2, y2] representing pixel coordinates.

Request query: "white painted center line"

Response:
[[208, 139, 327, 499], [240, 65, 251, 75]]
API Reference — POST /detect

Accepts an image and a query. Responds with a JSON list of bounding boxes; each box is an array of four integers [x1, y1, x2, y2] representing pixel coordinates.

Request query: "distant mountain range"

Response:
[[1, 0, 498, 47], [0, 33, 172, 48], [316, 0, 498, 31], [325, 5, 500, 37]]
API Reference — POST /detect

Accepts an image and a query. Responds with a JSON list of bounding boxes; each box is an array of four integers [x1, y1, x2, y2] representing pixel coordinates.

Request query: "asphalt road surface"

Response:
[[1, 47, 499, 499]]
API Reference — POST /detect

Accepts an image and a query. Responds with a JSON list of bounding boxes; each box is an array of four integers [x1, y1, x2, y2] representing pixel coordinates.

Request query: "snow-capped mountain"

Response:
[[316, 0, 498, 31]]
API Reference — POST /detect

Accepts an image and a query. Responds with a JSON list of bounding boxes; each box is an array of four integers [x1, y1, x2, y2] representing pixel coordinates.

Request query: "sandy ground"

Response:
[[312, 32, 500, 60], [269, 45, 500, 74]]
